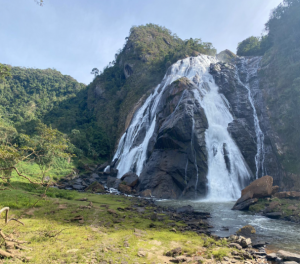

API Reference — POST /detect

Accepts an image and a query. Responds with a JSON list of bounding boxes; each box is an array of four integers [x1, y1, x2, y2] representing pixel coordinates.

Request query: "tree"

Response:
[[32, 123, 73, 182], [0, 64, 11, 80], [91, 68, 99, 78]]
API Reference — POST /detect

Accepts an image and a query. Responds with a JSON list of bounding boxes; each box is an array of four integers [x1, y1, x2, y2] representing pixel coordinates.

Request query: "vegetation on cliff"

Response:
[[260, 0, 300, 179]]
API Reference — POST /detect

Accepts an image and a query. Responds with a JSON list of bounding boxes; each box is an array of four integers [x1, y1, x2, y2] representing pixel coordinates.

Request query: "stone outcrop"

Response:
[[277, 250, 300, 262], [138, 77, 208, 199], [120, 172, 139, 187], [232, 176, 273, 210]]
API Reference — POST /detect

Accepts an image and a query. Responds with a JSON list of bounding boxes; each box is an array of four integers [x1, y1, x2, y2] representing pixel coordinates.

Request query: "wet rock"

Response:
[[97, 162, 109, 172], [107, 176, 121, 189], [265, 212, 282, 219], [110, 168, 118, 177], [120, 172, 139, 187], [232, 198, 258, 210], [277, 250, 300, 262]]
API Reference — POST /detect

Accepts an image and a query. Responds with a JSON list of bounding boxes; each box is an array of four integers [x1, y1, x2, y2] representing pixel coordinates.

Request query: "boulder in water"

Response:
[[233, 176, 273, 210], [236, 225, 256, 237], [241, 175, 273, 198], [120, 172, 139, 187], [232, 198, 258, 210]]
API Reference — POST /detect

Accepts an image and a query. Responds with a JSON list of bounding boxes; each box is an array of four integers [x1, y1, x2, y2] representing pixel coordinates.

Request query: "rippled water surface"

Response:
[[156, 200, 300, 253]]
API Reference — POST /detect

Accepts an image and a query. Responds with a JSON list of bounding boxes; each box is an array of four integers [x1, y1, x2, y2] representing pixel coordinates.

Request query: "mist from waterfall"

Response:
[[112, 55, 252, 200]]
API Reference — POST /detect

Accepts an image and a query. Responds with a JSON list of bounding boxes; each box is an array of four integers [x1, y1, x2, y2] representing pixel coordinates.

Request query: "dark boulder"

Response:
[[232, 198, 258, 210], [265, 212, 282, 219], [107, 176, 121, 189], [110, 168, 118, 177], [97, 162, 109, 172], [120, 172, 139, 187]]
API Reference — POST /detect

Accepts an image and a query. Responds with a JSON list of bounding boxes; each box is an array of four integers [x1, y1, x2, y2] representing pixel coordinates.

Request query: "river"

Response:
[[156, 199, 300, 254]]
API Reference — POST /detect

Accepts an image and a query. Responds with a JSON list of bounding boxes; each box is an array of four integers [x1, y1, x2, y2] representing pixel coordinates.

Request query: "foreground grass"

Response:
[[0, 186, 235, 264]]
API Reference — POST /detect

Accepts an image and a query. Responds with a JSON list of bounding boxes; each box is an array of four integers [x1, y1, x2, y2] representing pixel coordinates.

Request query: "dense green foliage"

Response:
[[0, 118, 73, 185], [259, 0, 300, 177], [0, 66, 85, 126], [0, 63, 11, 80], [237, 35, 272, 56], [0, 66, 110, 161]]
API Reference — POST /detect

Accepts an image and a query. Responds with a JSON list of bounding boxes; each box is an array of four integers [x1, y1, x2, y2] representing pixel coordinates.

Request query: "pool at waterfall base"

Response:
[[156, 199, 300, 254]]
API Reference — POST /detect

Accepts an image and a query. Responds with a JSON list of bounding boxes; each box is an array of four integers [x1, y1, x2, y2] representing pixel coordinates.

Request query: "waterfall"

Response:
[[236, 57, 265, 179], [112, 55, 252, 200]]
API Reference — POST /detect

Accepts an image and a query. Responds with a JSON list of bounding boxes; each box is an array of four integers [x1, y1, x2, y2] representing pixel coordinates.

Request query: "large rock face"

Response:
[[209, 58, 283, 186], [138, 78, 208, 199]]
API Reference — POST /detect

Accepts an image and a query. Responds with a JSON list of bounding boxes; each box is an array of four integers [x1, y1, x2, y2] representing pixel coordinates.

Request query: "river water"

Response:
[[156, 199, 300, 254]]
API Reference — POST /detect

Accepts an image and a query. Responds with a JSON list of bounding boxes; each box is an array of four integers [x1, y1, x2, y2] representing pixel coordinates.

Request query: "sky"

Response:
[[0, 0, 282, 85]]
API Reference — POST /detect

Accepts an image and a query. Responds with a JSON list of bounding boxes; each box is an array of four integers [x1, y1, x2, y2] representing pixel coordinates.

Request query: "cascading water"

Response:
[[236, 57, 265, 179], [112, 55, 252, 200]]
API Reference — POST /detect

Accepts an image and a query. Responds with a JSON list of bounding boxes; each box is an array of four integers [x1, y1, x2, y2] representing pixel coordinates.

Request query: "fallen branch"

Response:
[[0, 248, 13, 258], [6, 218, 24, 226], [0, 167, 41, 185], [0, 230, 28, 244]]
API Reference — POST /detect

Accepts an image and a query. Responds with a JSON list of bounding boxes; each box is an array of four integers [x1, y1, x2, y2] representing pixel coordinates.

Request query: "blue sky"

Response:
[[0, 0, 282, 84]]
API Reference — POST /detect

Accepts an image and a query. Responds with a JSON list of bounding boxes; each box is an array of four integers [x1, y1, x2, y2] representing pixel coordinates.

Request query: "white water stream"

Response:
[[112, 55, 253, 200]]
